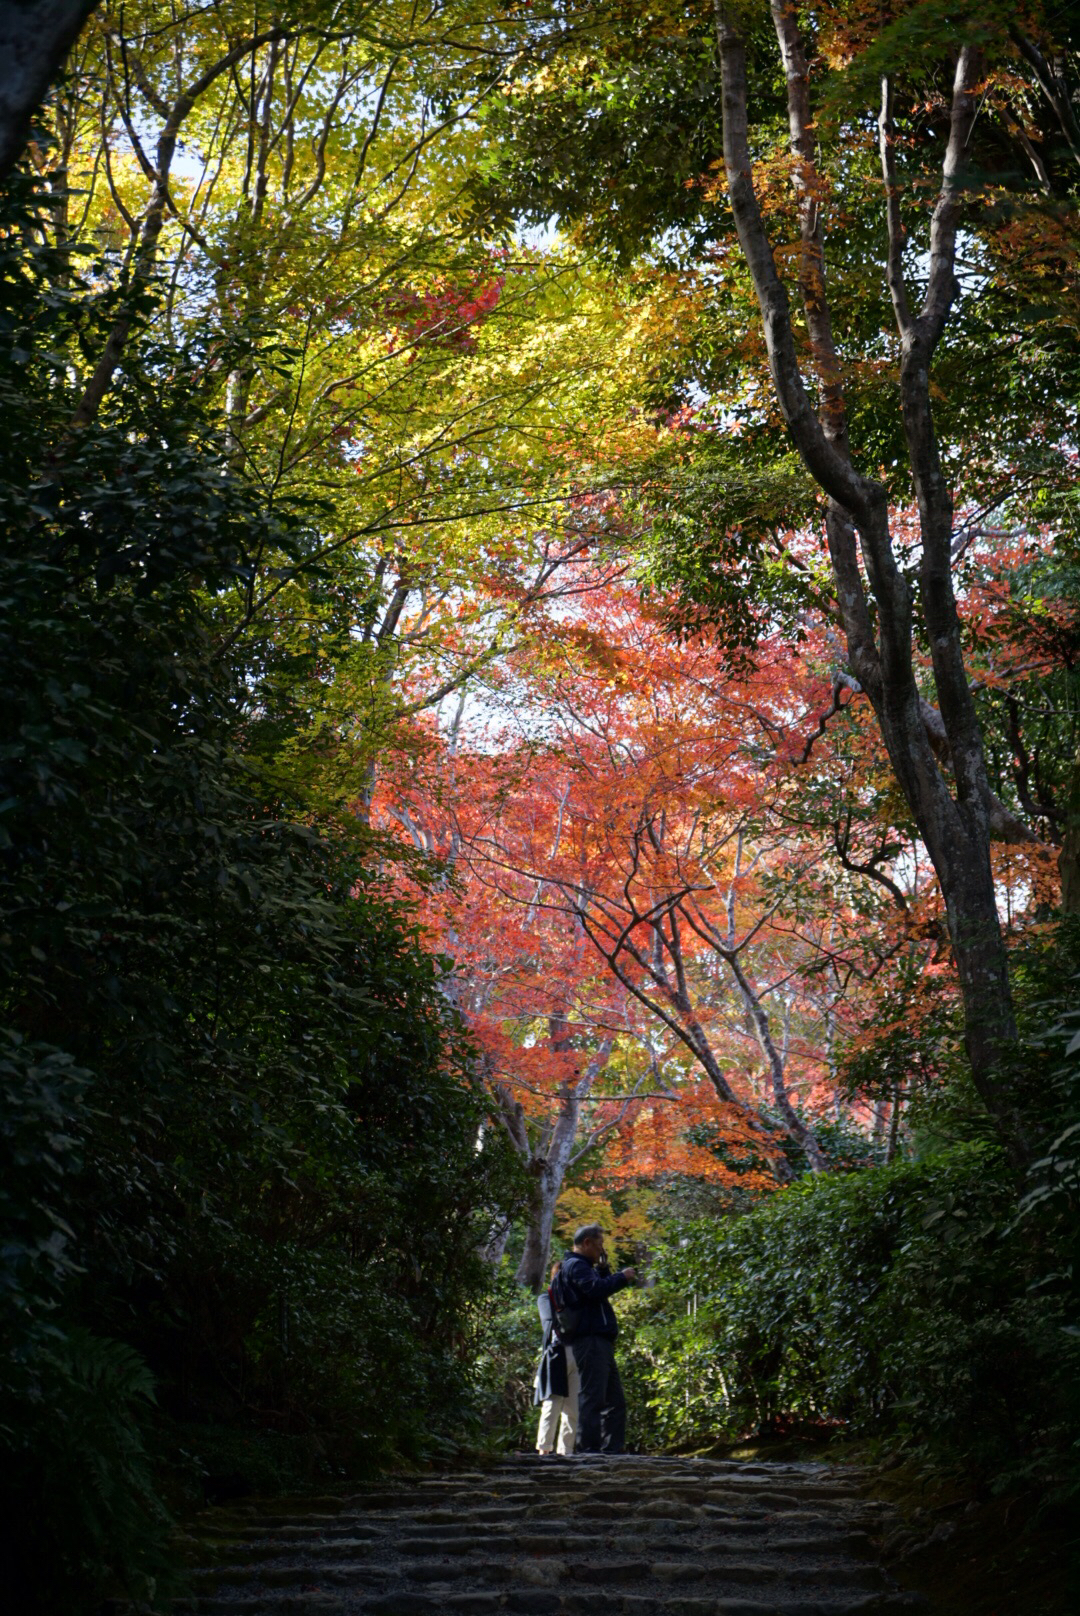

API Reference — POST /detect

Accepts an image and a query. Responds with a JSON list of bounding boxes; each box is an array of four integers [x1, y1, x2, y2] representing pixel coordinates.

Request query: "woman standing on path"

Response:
[[534, 1261, 579, 1454]]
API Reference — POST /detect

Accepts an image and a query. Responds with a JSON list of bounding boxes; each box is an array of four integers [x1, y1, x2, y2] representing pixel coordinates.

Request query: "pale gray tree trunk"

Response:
[[513, 1081, 584, 1292], [885, 1091, 903, 1165], [507, 1027, 615, 1293]]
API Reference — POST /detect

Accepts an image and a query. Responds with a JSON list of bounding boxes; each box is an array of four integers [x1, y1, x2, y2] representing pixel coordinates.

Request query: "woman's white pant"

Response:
[[536, 1346, 579, 1455]]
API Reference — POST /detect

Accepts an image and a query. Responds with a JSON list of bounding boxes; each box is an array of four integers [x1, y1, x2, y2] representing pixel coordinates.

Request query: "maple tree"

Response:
[[376, 715, 672, 1290], [3, 4, 1080, 1598], [371, 479, 1072, 1279], [479, 0, 1080, 1171], [374, 567, 928, 1277]]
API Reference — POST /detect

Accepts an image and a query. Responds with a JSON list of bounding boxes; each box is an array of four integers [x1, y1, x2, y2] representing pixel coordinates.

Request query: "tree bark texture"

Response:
[[513, 1082, 582, 1292], [0, 1, 99, 181], [714, 4, 1031, 1166], [1057, 754, 1080, 913], [495, 1028, 615, 1293]]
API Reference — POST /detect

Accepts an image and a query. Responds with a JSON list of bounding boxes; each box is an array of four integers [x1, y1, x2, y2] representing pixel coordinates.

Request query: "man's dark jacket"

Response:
[[558, 1251, 631, 1339]]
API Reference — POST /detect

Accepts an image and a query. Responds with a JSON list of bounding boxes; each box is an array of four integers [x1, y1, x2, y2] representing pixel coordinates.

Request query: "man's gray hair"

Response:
[[574, 1223, 605, 1246]]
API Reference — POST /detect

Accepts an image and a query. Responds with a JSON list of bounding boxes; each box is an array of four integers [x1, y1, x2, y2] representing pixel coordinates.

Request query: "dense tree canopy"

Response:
[[2, 2, 1079, 1608]]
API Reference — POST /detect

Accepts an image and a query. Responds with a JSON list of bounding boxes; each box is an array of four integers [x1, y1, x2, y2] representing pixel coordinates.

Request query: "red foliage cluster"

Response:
[[384, 273, 505, 355], [370, 512, 1061, 1199]]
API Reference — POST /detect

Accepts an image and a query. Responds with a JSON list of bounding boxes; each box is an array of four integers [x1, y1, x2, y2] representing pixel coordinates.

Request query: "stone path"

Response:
[[177, 1453, 927, 1616]]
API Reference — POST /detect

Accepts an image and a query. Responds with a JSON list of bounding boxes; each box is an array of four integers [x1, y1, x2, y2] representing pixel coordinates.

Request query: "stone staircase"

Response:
[[176, 1452, 927, 1616]]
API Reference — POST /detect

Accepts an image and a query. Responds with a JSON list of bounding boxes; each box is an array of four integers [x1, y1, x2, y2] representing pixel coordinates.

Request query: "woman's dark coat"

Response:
[[533, 1291, 569, 1404]]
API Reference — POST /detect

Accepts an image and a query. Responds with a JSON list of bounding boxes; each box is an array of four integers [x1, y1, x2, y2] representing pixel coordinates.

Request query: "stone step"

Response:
[[485, 1477, 869, 1493], [176, 1595, 921, 1616], [369, 1480, 866, 1502], [338, 1492, 867, 1519], [176, 1455, 923, 1616], [199, 1521, 386, 1540], [197, 1530, 878, 1571], [346, 1472, 860, 1489], [190, 1511, 875, 1555], [204, 1506, 851, 1538], [195, 1556, 890, 1589], [484, 1469, 865, 1490], [264, 1502, 844, 1523]]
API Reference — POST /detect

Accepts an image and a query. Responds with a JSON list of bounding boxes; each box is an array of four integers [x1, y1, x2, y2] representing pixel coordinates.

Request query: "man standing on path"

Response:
[[556, 1224, 637, 1454]]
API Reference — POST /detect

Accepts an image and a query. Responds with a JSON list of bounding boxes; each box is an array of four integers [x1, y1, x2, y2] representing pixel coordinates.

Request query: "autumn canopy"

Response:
[[1, 1, 1078, 1608]]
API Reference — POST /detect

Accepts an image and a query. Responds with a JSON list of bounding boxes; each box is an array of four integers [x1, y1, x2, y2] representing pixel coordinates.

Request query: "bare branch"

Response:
[[71, 25, 293, 428], [878, 75, 913, 337], [714, 3, 878, 524], [769, 0, 848, 450], [917, 44, 984, 350], [794, 674, 855, 764]]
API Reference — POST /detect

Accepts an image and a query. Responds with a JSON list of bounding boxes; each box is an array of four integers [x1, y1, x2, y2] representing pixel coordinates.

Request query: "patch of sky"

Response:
[[515, 214, 560, 252]]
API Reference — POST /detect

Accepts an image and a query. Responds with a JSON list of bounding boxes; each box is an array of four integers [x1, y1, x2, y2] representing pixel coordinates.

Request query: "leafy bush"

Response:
[[610, 1285, 729, 1453], [655, 1146, 1074, 1472], [0, 176, 523, 1612], [1015, 959, 1080, 1232], [3, 1330, 170, 1611], [471, 1276, 545, 1449], [0, 1036, 90, 1348]]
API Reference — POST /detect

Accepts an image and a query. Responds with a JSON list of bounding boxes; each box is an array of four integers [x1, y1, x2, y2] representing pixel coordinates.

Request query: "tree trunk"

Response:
[[873, 1099, 888, 1143], [0, 1, 98, 182], [479, 1214, 513, 1268], [1058, 752, 1080, 913], [714, 5, 1031, 1167], [885, 1088, 902, 1165], [515, 1026, 614, 1291], [515, 1125, 574, 1292]]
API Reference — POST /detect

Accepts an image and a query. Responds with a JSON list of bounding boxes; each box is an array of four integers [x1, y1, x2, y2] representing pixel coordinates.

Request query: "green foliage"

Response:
[[654, 1148, 1074, 1474], [0, 176, 523, 1612], [3, 1329, 171, 1611], [608, 1285, 730, 1454], [970, 516, 1080, 847], [477, 1131, 1076, 1472], [1014, 936, 1080, 1235], [636, 438, 822, 667], [0, 1036, 90, 1341], [475, 9, 731, 263], [470, 1274, 544, 1450], [482, 1, 1079, 523]]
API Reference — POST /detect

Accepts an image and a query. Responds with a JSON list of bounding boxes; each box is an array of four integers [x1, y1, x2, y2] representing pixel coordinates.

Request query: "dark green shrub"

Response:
[[657, 1146, 1074, 1471], [0, 175, 524, 1611], [472, 1277, 546, 1449], [3, 1330, 170, 1611]]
